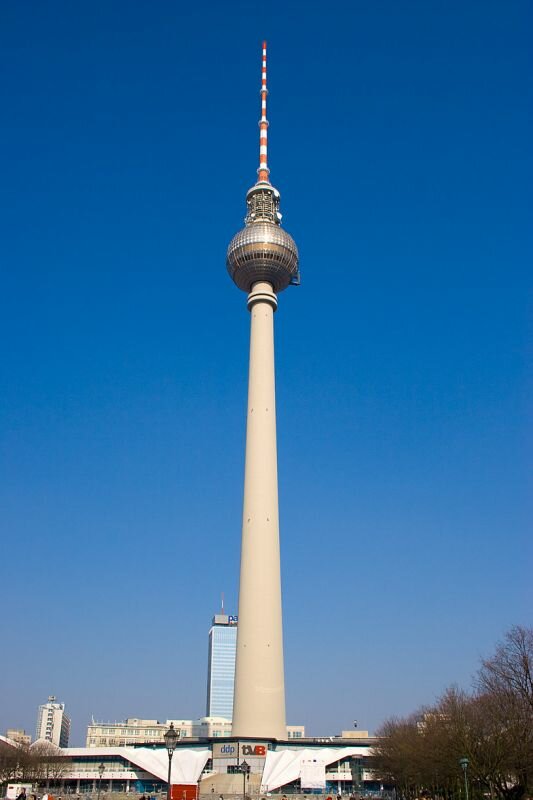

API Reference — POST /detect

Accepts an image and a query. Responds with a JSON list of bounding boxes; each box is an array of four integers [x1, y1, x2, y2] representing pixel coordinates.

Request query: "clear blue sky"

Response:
[[1, 0, 531, 745]]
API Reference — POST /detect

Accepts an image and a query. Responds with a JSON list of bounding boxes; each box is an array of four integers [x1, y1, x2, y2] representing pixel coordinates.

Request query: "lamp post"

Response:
[[240, 760, 250, 800], [97, 762, 105, 800], [164, 723, 179, 800], [459, 758, 469, 800]]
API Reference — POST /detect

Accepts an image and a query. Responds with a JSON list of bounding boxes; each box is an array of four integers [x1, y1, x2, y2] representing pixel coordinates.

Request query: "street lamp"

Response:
[[98, 762, 105, 800], [239, 760, 250, 800], [459, 758, 469, 800], [164, 723, 179, 800]]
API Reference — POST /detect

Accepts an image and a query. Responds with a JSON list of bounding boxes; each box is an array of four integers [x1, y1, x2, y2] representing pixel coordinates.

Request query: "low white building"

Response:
[[1, 734, 379, 796]]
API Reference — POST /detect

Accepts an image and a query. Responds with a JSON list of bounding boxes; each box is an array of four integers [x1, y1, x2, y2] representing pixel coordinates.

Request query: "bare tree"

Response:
[[372, 715, 420, 800], [0, 742, 35, 786], [372, 627, 533, 800], [436, 686, 526, 800], [0, 749, 21, 787], [476, 626, 533, 799], [478, 626, 533, 712], [30, 741, 68, 788]]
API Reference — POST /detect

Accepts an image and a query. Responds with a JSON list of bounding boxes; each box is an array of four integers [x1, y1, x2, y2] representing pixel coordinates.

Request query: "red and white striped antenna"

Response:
[[258, 40, 270, 183]]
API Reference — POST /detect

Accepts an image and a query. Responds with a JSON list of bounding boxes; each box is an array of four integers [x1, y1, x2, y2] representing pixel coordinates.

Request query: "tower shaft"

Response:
[[232, 281, 286, 740]]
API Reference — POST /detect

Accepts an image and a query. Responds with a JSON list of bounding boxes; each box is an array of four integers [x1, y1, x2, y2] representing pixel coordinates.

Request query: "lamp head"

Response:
[[164, 722, 179, 754]]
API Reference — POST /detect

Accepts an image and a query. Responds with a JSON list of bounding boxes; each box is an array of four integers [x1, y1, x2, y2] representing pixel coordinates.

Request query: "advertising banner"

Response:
[[300, 758, 326, 789]]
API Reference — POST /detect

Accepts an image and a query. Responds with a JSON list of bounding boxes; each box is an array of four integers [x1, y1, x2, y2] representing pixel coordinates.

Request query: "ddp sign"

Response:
[[213, 744, 237, 758]]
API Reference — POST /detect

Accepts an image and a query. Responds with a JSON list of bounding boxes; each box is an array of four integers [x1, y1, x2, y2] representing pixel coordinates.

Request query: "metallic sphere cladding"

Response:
[[226, 220, 299, 294]]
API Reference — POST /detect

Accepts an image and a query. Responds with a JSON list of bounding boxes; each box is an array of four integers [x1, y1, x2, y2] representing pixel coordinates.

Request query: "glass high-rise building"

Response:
[[206, 614, 238, 719]]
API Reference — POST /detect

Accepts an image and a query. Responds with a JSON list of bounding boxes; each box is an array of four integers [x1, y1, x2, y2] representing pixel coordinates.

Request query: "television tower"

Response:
[[227, 41, 299, 740]]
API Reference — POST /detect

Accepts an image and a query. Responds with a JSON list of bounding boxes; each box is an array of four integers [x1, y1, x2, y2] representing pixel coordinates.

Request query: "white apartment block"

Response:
[[36, 696, 70, 747]]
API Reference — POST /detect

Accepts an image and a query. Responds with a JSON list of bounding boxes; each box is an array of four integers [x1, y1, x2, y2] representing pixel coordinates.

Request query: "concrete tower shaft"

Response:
[[231, 281, 285, 739]]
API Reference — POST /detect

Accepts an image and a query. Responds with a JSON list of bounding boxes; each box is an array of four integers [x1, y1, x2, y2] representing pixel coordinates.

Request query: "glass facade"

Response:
[[206, 623, 237, 719]]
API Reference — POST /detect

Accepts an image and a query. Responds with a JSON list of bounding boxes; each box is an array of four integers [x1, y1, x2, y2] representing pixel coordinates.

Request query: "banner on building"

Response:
[[300, 758, 326, 789]]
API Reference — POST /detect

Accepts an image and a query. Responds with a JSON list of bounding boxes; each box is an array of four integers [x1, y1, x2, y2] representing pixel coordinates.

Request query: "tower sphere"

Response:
[[226, 220, 299, 294], [226, 184, 299, 294]]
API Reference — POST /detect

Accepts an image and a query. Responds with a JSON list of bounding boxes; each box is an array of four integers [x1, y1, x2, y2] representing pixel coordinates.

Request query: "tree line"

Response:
[[371, 626, 533, 800], [0, 741, 67, 788]]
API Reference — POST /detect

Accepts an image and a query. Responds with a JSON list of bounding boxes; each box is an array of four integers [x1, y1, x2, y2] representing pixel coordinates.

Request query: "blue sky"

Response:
[[1, 0, 531, 745]]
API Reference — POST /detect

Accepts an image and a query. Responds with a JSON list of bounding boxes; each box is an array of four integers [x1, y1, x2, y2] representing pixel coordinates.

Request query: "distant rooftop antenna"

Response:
[[221, 592, 225, 614]]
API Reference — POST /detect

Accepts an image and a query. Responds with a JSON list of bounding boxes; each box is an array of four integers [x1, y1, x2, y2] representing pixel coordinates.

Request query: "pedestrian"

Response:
[[16, 790, 27, 800]]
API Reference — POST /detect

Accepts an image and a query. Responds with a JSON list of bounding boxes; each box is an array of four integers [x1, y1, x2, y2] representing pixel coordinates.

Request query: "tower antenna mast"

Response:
[[258, 40, 270, 183]]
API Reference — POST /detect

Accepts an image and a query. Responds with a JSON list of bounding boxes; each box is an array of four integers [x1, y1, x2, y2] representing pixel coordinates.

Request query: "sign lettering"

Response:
[[241, 745, 266, 756]]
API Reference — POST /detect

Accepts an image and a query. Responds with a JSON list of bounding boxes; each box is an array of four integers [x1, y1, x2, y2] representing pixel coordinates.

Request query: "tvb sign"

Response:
[[241, 744, 266, 756]]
